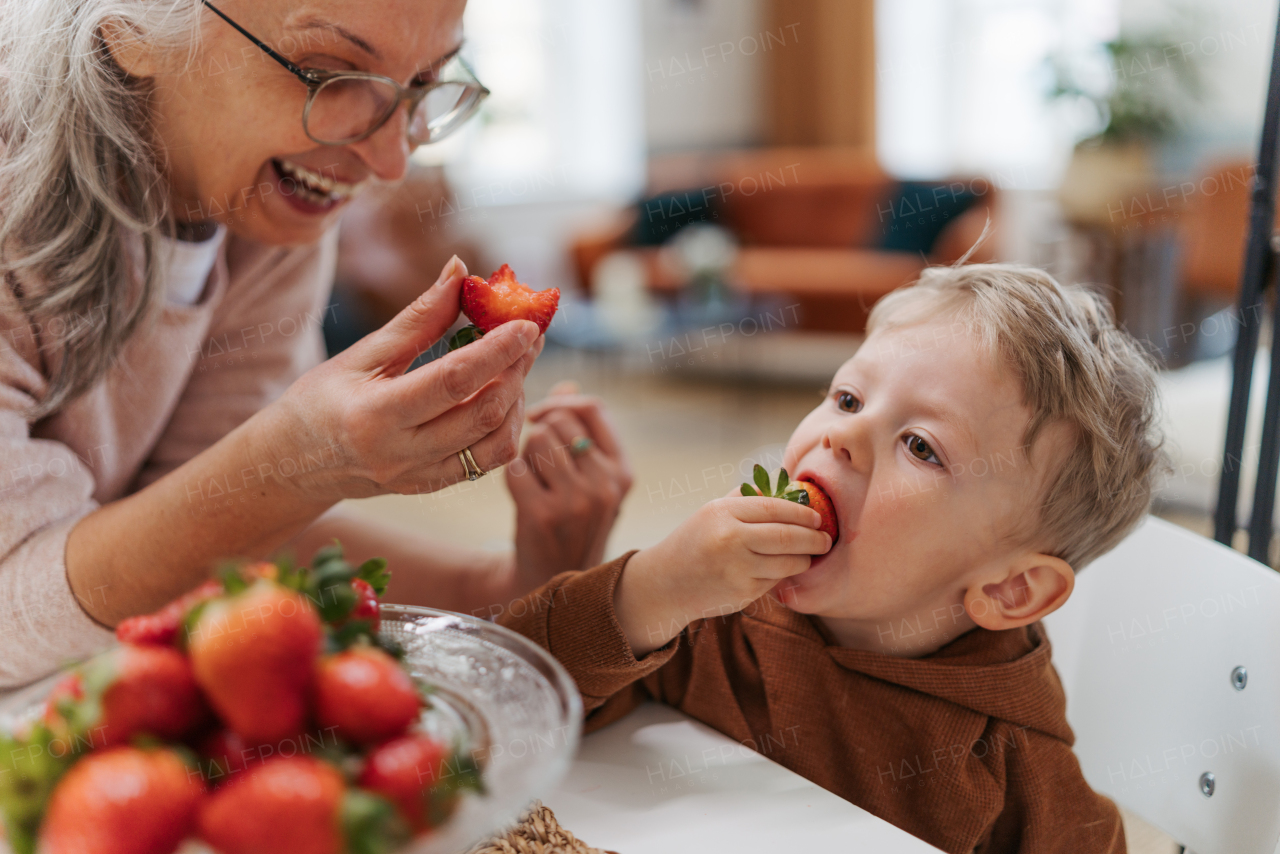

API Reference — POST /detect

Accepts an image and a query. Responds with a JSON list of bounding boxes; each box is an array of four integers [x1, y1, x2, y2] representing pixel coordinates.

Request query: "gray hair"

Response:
[[0, 0, 202, 418]]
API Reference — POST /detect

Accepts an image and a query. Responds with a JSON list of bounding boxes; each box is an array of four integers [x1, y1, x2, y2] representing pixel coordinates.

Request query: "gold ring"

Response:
[[460, 446, 487, 481], [569, 436, 593, 458]]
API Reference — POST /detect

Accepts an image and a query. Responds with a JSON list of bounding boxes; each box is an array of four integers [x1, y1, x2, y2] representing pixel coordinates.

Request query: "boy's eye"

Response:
[[904, 434, 941, 466], [836, 392, 862, 413]]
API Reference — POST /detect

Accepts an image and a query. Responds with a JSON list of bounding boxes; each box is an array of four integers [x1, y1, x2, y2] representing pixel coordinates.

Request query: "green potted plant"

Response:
[[1050, 33, 1203, 224]]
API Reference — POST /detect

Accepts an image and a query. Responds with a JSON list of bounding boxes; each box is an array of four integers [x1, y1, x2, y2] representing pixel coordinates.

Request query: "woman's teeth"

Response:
[[274, 158, 361, 205]]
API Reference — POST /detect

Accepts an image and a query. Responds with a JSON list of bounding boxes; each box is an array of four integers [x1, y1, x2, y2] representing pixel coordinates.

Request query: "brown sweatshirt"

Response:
[[499, 553, 1125, 854]]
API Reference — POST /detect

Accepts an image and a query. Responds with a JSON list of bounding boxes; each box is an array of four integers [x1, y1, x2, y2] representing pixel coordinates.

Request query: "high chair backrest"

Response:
[[1042, 515, 1280, 854]]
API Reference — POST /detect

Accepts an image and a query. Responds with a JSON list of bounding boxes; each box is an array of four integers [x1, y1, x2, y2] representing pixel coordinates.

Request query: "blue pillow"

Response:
[[877, 181, 980, 255], [631, 189, 723, 246]]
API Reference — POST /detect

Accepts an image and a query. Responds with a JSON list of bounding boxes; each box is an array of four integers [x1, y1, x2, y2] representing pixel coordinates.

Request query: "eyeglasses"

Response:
[[200, 0, 489, 147]]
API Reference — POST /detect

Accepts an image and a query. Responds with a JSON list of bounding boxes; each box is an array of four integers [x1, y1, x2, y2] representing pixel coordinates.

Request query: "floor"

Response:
[[339, 344, 1191, 854]]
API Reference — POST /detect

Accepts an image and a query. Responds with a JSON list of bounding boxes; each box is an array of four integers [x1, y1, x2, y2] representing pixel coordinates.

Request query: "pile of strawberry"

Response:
[[0, 547, 481, 854]]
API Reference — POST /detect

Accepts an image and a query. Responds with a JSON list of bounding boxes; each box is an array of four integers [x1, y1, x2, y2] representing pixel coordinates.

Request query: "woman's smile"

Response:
[[269, 157, 366, 216]]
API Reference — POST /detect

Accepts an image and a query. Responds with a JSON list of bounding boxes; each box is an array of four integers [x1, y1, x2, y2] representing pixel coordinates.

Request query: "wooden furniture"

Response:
[[569, 147, 997, 334]]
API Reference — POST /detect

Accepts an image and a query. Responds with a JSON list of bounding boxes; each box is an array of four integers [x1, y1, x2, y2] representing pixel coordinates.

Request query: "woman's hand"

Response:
[[505, 382, 634, 592], [614, 493, 830, 656], [259, 256, 543, 503]]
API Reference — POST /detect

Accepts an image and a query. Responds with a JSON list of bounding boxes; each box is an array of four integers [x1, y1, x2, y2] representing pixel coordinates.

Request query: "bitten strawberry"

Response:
[[740, 465, 839, 546], [115, 580, 223, 647], [188, 580, 323, 745], [197, 756, 405, 854], [38, 746, 203, 854], [43, 644, 207, 749], [460, 264, 560, 334], [358, 735, 482, 833], [314, 646, 421, 745]]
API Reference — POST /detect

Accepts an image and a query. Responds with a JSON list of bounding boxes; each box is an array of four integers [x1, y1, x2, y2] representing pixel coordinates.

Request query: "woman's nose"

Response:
[[348, 105, 413, 182]]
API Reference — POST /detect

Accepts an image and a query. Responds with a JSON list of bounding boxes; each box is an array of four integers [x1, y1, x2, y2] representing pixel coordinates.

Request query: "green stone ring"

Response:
[[570, 436, 594, 458]]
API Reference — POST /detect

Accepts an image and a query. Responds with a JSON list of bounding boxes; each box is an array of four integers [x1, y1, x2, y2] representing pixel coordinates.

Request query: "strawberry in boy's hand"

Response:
[[740, 465, 839, 546], [450, 264, 559, 350]]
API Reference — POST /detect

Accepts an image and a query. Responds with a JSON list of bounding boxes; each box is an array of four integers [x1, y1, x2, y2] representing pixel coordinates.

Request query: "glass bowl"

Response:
[[0, 604, 582, 853]]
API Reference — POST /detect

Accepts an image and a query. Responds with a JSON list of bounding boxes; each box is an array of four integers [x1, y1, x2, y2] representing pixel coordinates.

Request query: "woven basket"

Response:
[[466, 802, 618, 854]]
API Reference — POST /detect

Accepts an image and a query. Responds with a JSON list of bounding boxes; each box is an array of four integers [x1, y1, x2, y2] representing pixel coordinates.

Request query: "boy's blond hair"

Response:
[[866, 263, 1171, 570]]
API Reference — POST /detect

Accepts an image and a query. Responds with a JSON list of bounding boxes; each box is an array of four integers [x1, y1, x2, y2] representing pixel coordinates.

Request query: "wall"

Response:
[[1121, 0, 1279, 170], [642, 0, 770, 153]]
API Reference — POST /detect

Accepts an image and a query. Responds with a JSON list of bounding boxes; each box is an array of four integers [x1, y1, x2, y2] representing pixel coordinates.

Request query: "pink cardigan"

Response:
[[0, 229, 338, 687]]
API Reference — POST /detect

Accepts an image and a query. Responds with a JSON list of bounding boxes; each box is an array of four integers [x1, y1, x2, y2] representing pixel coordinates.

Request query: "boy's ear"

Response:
[[963, 552, 1074, 631]]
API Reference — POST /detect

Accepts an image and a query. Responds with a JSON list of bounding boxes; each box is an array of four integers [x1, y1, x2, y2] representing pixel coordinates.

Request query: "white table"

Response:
[[546, 702, 943, 853]]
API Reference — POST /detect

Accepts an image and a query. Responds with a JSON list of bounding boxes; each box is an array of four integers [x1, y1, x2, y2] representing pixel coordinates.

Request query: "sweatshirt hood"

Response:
[[831, 622, 1073, 742], [752, 605, 1075, 743]]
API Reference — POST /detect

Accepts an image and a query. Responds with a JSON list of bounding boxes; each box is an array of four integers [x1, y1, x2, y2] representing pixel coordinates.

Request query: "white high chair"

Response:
[[1042, 515, 1280, 854]]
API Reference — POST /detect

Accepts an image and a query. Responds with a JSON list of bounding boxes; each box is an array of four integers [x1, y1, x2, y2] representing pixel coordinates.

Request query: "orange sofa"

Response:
[[570, 147, 998, 334]]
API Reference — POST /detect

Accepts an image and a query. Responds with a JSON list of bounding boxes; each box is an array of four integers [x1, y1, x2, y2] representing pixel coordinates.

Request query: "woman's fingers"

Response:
[[458, 385, 528, 476], [522, 422, 582, 490], [527, 395, 625, 459], [411, 356, 531, 463], [349, 256, 469, 374], [537, 408, 604, 469], [391, 320, 539, 426], [505, 437, 550, 500]]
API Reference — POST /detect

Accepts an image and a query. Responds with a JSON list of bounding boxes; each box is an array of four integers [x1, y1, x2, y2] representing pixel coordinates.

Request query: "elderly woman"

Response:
[[0, 0, 631, 686]]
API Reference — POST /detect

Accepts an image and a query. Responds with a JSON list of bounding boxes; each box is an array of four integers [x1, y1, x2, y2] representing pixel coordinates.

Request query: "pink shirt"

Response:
[[0, 228, 338, 687]]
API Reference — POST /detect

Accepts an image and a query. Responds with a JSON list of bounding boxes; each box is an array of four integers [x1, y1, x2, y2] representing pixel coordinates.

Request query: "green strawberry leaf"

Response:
[[425, 752, 486, 828], [782, 487, 810, 506], [341, 789, 410, 854], [326, 621, 375, 654], [272, 553, 306, 592], [447, 325, 485, 352], [776, 468, 790, 496], [217, 562, 249, 595], [179, 600, 211, 651], [0, 724, 74, 854], [739, 483, 760, 497], [357, 558, 391, 596], [752, 464, 771, 496]]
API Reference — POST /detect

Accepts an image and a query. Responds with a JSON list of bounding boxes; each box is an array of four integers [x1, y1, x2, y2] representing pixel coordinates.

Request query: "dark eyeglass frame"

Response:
[[200, 0, 490, 147]]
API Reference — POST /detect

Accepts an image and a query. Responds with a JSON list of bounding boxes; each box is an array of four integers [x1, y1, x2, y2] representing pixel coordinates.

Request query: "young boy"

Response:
[[499, 264, 1168, 854]]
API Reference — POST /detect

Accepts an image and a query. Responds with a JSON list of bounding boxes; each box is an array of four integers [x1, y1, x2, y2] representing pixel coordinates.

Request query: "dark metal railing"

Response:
[[1213, 10, 1280, 562]]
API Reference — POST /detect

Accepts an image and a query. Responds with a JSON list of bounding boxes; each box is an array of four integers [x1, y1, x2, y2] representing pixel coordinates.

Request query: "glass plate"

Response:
[[0, 604, 582, 853]]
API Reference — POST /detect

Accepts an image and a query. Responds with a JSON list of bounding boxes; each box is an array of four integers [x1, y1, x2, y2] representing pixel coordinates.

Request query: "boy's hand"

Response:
[[615, 493, 831, 657]]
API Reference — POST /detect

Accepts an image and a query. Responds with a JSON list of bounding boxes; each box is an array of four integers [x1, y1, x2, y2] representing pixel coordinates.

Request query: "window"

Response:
[[876, 0, 1120, 186], [415, 0, 647, 205]]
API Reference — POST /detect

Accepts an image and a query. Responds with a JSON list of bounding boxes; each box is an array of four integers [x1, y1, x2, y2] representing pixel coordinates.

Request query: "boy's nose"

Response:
[[824, 417, 874, 473]]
